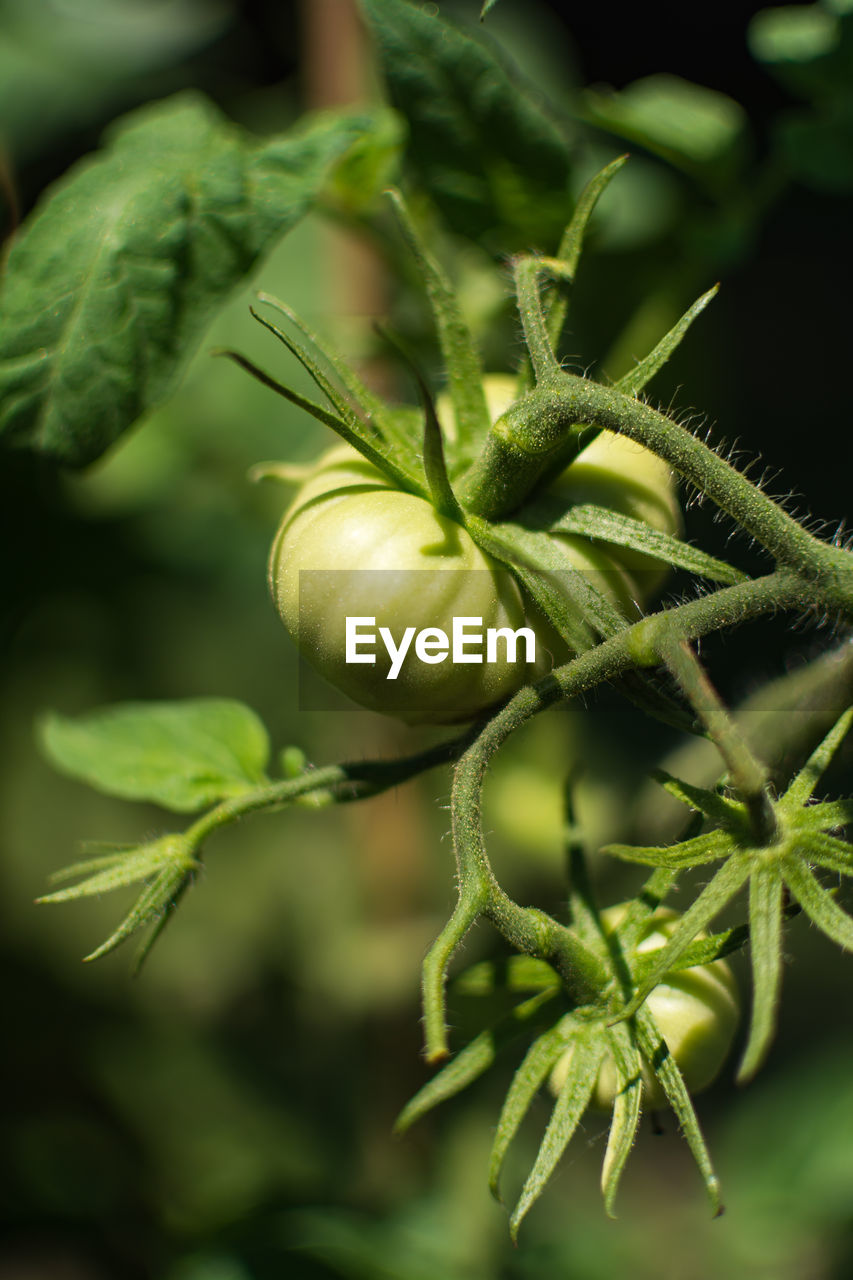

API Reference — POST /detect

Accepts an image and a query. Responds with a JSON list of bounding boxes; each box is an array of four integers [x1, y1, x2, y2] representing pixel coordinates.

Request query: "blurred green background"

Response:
[[3, 1, 853, 1276]]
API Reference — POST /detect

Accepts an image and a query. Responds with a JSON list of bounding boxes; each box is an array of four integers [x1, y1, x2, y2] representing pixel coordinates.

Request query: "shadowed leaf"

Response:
[[509, 1030, 606, 1238], [601, 1024, 643, 1218], [783, 857, 853, 952], [394, 989, 559, 1133], [634, 1004, 722, 1215], [0, 94, 373, 465], [738, 862, 784, 1082], [488, 1013, 580, 1201]]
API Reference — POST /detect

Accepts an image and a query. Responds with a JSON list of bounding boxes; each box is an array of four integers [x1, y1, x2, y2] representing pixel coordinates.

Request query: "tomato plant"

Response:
[[6, 0, 853, 1269], [549, 906, 740, 1110], [267, 385, 678, 721]]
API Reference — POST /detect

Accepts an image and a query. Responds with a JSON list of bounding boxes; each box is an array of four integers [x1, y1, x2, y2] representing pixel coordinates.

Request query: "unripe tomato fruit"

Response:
[[269, 377, 682, 724], [550, 905, 739, 1109], [548, 431, 681, 594], [269, 447, 531, 724]]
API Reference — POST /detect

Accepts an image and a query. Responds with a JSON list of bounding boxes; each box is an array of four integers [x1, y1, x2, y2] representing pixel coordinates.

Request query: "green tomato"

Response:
[[548, 429, 681, 596], [550, 905, 740, 1109], [270, 374, 682, 723], [269, 447, 531, 724]]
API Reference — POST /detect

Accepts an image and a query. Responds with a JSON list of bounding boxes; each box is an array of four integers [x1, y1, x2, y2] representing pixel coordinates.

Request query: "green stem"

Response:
[[513, 257, 563, 385], [185, 733, 471, 849], [460, 374, 853, 605], [423, 569, 813, 1050], [662, 639, 778, 845]]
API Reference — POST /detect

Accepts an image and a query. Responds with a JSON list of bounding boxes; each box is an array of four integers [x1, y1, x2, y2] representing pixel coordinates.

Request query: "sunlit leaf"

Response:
[[651, 770, 742, 826], [386, 188, 489, 469], [84, 860, 193, 963], [40, 698, 270, 812], [618, 855, 751, 1019], [604, 831, 731, 870], [37, 835, 194, 903], [803, 831, 853, 876], [584, 74, 748, 188], [615, 285, 719, 398]]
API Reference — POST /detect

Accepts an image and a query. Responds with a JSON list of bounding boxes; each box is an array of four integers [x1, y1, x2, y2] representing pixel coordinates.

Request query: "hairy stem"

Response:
[[185, 732, 471, 849], [662, 639, 778, 845], [461, 373, 853, 608], [423, 570, 814, 1051], [513, 257, 563, 385]]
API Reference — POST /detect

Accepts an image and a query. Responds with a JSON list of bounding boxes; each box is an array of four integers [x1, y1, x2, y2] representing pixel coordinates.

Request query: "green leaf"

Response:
[[542, 503, 747, 585], [0, 93, 373, 466], [738, 863, 784, 1083], [452, 955, 561, 997], [652, 769, 742, 826], [604, 830, 731, 870], [479, 518, 628, 644], [38, 832, 197, 967], [794, 797, 853, 830], [566, 842, 610, 962], [321, 105, 405, 214], [784, 705, 853, 807], [84, 859, 193, 963], [37, 834, 194, 903], [634, 1004, 722, 1215], [583, 74, 748, 189], [215, 349, 359, 442], [509, 1029, 606, 1239], [39, 698, 270, 812], [748, 3, 851, 101], [783, 856, 853, 952], [617, 855, 752, 1020], [249, 301, 427, 496], [802, 831, 853, 876], [545, 156, 628, 358], [616, 866, 680, 951], [385, 188, 490, 469], [601, 1024, 643, 1218], [488, 1013, 579, 1201], [394, 989, 559, 1133], [421, 380, 464, 520], [259, 295, 391, 425], [363, 0, 574, 251], [634, 923, 750, 978], [614, 285, 720, 399]]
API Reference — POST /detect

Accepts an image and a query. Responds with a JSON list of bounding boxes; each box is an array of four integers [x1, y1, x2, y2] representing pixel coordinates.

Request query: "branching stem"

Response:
[[662, 639, 778, 845], [425, 569, 813, 1052], [185, 732, 472, 850]]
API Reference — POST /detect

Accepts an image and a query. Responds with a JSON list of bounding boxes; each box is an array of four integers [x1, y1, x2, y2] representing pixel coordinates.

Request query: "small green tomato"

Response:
[[269, 447, 531, 724], [550, 905, 740, 1109], [548, 429, 682, 595]]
